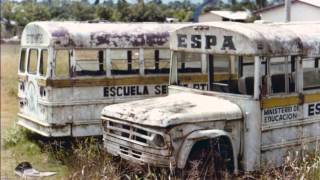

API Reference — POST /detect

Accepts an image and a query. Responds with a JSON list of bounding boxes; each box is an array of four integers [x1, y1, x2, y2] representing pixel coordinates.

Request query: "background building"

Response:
[[199, 10, 252, 22], [255, 0, 320, 22]]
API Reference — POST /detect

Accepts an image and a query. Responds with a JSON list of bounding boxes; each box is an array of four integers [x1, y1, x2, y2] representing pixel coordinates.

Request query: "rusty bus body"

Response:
[[17, 21, 215, 137], [101, 22, 320, 175]]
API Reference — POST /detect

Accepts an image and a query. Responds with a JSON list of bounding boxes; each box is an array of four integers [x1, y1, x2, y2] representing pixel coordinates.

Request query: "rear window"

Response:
[[19, 48, 26, 72], [27, 49, 38, 74]]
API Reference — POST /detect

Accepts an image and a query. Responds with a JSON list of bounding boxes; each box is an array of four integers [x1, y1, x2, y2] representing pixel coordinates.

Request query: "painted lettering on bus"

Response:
[[177, 34, 236, 50], [103, 83, 208, 97], [263, 105, 298, 123], [104, 86, 150, 97], [308, 103, 320, 116]]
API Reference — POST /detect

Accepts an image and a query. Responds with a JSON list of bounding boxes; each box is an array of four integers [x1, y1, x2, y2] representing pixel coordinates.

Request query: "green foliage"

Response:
[[3, 126, 29, 148], [69, 2, 96, 21], [96, 5, 113, 21], [13, 2, 50, 26]]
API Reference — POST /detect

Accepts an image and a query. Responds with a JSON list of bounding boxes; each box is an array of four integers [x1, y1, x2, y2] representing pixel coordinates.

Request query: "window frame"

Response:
[[302, 57, 320, 91], [144, 48, 171, 74], [110, 48, 140, 76], [27, 48, 39, 75], [39, 48, 49, 77], [264, 56, 298, 96], [19, 48, 27, 73], [73, 48, 106, 77], [53, 48, 72, 78]]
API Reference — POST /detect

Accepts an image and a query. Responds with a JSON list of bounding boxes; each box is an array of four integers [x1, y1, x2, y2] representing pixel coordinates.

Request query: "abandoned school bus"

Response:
[[101, 22, 320, 176], [16, 21, 211, 137]]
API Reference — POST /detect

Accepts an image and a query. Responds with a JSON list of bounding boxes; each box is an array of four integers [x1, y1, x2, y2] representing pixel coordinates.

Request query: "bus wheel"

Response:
[[182, 139, 228, 180]]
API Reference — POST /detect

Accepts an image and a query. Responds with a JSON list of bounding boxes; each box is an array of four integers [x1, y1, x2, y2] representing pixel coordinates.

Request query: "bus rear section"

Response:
[[17, 22, 192, 137]]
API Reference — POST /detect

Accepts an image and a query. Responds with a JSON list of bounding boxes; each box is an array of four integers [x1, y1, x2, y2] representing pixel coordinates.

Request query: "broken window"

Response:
[[111, 49, 139, 75], [144, 49, 170, 74], [74, 49, 105, 76], [269, 57, 295, 94]]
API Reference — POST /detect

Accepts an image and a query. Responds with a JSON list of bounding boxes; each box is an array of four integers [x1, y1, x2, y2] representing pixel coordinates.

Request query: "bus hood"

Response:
[[102, 92, 243, 127]]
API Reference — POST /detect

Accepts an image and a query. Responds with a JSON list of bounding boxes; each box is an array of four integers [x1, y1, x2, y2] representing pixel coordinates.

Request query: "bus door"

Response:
[[259, 56, 303, 167]]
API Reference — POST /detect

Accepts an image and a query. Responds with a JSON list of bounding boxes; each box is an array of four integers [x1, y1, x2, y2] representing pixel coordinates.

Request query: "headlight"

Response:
[[150, 134, 165, 147]]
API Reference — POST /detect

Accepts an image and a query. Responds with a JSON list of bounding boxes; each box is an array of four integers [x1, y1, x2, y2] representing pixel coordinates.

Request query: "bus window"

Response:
[[177, 52, 202, 73], [27, 49, 38, 74], [19, 48, 26, 73], [111, 49, 139, 75], [75, 50, 105, 76], [269, 57, 295, 94], [238, 56, 267, 95], [303, 58, 320, 90], [144, 49, 170, 74], [159, 49, 171, 73], [39, 49, 48, 76], [214, 55, 230, 73], [55, 50, 70, 78], [238, 56, 254, 95]]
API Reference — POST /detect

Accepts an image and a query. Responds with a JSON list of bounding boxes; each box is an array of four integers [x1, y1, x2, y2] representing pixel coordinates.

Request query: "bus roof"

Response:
[[21, 21, 186, 48], [170, 21, 320, 57]]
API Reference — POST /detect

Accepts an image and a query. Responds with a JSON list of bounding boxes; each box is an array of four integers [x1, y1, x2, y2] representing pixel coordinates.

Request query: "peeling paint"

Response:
[[21, 22, 187, 48]]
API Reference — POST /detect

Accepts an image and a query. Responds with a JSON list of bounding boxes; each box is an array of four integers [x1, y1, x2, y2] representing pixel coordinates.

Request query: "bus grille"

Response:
[[102, 116, 157, 147]]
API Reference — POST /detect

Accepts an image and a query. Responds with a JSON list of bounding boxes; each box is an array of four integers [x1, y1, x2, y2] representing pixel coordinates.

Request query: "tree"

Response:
[[14, 2, 51, 26], [96, 5, 113, 21], [69, 2, 96, 21]]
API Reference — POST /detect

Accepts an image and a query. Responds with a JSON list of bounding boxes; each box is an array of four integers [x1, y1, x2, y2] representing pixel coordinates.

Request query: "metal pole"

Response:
[[208, 54, 214, 91], [285, 0, 291, 22], [254, 56, 261, 99]]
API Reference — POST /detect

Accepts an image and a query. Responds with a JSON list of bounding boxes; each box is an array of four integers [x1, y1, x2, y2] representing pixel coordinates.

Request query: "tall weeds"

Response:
[[3, 126, 320, 179]]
